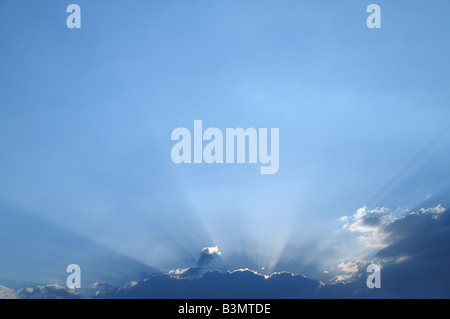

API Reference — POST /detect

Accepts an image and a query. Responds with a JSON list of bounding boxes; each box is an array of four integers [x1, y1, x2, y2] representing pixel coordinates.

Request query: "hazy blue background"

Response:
[[1, 0, 450, 298]]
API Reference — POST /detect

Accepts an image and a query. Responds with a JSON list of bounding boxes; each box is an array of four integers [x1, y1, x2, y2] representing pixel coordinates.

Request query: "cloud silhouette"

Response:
[[99, 269, 322, 299], [101, 205, 450, 299], [371, 205, 450, 298], [167, 246, 223, 279], [331, 204, 450, 298], [5, 205, 450, 299], [197, 246, 222, 267]]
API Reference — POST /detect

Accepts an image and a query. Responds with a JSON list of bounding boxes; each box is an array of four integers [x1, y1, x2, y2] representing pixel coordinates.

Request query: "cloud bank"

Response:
[[103, 205, 450, 299], [3, 205, 449, 299]]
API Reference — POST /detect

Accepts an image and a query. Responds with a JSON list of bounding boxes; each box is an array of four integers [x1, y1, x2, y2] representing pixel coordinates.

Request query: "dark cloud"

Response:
[[99, 270, 322, 299], [166, 246, 224, 280], [372, 207, 450, 298], [330, 206, 450, 298], [93, 206, 450, 299], [197, 246, 222, 267], [5, 206, 450, 299]]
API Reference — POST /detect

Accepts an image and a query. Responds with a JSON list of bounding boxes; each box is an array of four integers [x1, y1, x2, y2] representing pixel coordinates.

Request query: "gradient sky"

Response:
[[1, 0, 450, 296]]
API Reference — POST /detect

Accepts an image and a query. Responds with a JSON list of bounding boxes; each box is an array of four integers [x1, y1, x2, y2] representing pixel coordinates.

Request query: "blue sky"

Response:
[[1, 0, 450, 298]]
